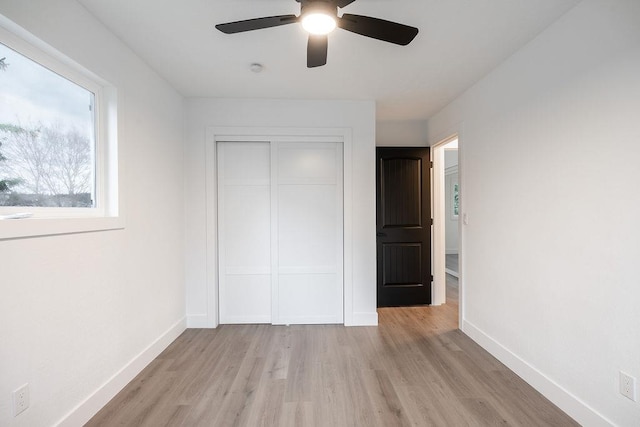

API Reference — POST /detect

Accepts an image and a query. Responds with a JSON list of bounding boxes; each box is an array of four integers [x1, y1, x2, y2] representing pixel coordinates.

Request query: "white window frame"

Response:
[[0, 15, 123, 240]]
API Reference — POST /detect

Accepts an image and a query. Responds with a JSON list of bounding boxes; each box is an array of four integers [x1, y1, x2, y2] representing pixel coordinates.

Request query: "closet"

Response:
[[217, 139, 343, 325]]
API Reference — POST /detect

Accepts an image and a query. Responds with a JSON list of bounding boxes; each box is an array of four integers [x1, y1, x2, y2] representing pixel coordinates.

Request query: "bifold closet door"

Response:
[[274, 142, 343, 324], [217, 142, 271, 324]]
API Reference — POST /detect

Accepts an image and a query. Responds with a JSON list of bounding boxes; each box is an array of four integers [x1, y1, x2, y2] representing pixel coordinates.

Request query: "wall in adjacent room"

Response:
[[0, 1, 185, 426], [184, 98, 377, 327], [426, 1, 640, 425]]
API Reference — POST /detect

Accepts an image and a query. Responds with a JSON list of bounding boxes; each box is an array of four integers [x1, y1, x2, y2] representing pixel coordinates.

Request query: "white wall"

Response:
[[184, 99, 377, 327], [427, 0, 640, 425], [376, 119, 427, 147], [0, 1, 185, 426]]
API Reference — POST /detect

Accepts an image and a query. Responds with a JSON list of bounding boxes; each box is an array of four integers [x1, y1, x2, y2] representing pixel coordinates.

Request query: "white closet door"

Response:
[[218, 142, 271, 324], [274, 142, 343, 324]]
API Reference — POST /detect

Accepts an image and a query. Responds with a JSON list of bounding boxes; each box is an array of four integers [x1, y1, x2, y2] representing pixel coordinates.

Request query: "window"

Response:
[[0, 18, 120, 238], [0, 42, 96, 209]]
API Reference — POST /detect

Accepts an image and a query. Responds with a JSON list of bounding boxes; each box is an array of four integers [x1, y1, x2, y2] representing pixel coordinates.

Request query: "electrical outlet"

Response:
[[620, 372, 637, 401], [12, 384, 29, 416]]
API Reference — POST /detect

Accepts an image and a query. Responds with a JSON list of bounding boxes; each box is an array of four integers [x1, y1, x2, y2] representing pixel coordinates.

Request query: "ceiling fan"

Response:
[[215, 0, 419, 68]]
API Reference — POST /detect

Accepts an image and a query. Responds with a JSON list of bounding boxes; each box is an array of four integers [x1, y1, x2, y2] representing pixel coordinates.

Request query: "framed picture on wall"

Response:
[[451, 181, 459, 220]]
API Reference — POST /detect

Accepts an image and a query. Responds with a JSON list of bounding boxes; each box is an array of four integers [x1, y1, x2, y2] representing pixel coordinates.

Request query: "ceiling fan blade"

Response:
[[337, 14, 418, 45], [307, 34, 328, 68], [335, 0, 357, 7], [216, 15, 298, 34]]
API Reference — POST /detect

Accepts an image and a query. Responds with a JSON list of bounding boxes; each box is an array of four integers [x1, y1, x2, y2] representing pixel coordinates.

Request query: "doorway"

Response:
[[431, 136, 460, 324]]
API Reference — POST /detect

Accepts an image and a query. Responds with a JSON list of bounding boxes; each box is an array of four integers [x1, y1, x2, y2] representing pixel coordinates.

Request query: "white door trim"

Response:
[[205, 126, 354, 327]]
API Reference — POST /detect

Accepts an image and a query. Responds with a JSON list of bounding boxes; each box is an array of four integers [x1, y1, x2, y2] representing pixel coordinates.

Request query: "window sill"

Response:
[[0, 216, 124, 240]]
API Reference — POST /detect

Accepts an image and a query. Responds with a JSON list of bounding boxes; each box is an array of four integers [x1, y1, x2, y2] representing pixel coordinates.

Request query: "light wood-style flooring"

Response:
[[87, 276, 577, 426]]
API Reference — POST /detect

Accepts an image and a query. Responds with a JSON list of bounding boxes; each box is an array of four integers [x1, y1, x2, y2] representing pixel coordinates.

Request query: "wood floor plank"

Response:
[[281, 401, 315, 427], [284, 327, 317, 402], [394, 384, 469, 426], [151, 404, 191, 427], [312, 359, 349, 427], [166, 326, 241, 406], [342, 361, 379, 427], [87, 276, 578, 427], [361, 369, 412, 427], [179, 329, 255, 425], [458, 397, 510, 426], [212, 356, 266, 426], [262, 326, 291, 380], [245, 379, 287, 427]]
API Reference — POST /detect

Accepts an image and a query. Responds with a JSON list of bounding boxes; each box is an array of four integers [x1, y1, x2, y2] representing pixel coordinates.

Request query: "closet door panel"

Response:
[[278, 185, 337, 270], [275, 142, 343, 324], [278, 144, 338, 184], [222, 275, 271, 323], [218, 142, 271, 324], [278, 274, 340, 322], [224, 186, 271, 272], [222, 142, 271, 183]]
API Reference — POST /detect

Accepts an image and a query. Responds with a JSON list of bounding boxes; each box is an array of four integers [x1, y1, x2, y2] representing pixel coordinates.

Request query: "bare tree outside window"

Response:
[[0, 123, 93, 206]]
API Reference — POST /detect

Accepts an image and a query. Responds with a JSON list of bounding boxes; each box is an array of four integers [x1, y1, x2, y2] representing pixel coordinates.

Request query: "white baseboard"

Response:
[[187, 313, 212, 328], [189, 312, 378, 327], [461, 320, 614, 427], [224, 315, 272, 324], [348, 311, 378, 326], [55, 317, 187, 427], [445, 268, 459, 278]]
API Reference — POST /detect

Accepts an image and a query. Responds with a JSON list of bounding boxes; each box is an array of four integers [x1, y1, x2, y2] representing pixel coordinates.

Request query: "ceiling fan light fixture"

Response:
[[301, 12, 336, 35]]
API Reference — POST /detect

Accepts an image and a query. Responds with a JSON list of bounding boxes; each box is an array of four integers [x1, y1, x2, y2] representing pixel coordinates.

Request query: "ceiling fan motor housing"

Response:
[[300, 0, 338, 19]]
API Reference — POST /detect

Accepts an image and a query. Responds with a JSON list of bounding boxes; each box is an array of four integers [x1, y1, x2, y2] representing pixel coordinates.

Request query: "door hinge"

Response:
[[430, 275, 434, 282], [430, 218, 433, 226], [429, 161, 433, 168]]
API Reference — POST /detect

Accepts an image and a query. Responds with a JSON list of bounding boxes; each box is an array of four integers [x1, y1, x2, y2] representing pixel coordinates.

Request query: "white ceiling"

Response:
[[77, 0, 580, 121]]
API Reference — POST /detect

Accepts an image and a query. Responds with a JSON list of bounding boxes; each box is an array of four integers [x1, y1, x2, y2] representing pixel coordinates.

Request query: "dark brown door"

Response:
[[376, 147, 431, 307]]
